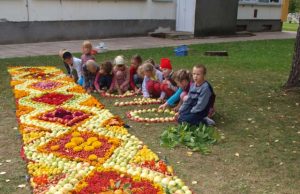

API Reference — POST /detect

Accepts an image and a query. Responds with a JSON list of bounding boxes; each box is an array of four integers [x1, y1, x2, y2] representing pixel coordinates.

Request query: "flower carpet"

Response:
[[8, 66, 193, 194]]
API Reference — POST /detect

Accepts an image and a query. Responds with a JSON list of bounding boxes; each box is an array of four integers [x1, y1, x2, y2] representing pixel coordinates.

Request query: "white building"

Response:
[[0, 0, 288, 44]]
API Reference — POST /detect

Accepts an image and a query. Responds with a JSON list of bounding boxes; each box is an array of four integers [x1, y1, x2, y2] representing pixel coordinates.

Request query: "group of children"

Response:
[[59, 40, 215, 126]]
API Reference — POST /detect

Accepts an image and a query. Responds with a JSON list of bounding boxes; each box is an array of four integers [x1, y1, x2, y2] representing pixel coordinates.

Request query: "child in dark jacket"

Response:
[[83, 60, 99, 93], [94, 61, 113, 93], [177, 65, 215, 126]]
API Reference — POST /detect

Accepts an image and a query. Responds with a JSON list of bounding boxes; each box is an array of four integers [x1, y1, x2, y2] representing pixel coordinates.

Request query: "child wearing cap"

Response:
[[129, 54, 143, 94], [94, 61, 113, 93], [141, 62, 163, 98], [59, 49, 84, 86], [108, 56, 130, 95], [159, 58, 177, 100]]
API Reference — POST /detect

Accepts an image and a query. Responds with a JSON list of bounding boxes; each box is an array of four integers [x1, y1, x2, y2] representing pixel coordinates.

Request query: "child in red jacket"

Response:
[[159, 58, 177, 100]]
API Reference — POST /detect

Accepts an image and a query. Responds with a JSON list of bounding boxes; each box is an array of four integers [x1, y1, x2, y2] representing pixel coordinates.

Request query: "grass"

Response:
[[283, 22, 299, 31], [0, 39, 300, 194]]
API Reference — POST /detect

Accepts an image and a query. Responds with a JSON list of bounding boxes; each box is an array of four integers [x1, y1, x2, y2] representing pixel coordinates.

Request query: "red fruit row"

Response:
[[32, 93, 73, 106]]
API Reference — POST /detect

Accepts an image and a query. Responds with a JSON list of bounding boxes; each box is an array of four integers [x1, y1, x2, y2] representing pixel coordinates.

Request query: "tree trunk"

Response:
[[285, 19, 300, 88]]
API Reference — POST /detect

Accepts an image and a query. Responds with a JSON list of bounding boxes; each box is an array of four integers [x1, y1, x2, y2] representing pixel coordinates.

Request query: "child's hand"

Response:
[[159, 103, 168, 110], [117, 89, 123, 95], [175, 112, 179, 120], [87, 88, 92, 94], [134, 88, 141, 94], [173, 106, 180, 112]]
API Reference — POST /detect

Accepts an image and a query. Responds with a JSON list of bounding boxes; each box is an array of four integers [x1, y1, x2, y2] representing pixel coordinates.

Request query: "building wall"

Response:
[[237, 3, 282, 32], [237, 4, 282, 20], [0, 0, 176, 21], [0, 0, 176, 44]]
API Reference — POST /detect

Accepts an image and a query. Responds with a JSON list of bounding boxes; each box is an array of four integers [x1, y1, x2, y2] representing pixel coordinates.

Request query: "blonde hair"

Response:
[[142, 62, 157, 80], [86, 60, 98, 72], [137, 65, 145, 77], [82, 40, 93, 50], [174, 69, 192, 82]]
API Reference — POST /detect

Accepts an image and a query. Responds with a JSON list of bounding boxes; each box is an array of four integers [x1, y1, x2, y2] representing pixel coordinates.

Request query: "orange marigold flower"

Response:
[[67, 85, 86, 93], [14, 90, 29, 99], [80, 96, 105, 109]]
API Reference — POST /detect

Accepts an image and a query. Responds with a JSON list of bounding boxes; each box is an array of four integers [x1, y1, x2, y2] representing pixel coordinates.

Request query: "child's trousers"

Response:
[[178, 109, 206, 126]]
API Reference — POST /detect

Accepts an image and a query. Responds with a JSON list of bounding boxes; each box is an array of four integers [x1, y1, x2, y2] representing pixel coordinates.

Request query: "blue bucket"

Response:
[[174, 45, 188, 56]]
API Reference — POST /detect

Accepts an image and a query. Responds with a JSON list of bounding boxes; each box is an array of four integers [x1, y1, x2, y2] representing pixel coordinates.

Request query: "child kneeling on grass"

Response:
[[94, 61, 113, 93], [83, 60, 99, 93], [141, 62, 163, 98], [159, 69, 191, 111], [177, 65, 216, 126], [108, 55, 130, 95], [59, 49, 84, 86]]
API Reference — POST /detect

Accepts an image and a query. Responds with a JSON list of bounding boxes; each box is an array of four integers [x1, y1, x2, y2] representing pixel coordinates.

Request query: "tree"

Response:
[[289, 0, 297, 13], [285, 19, 300, 88]]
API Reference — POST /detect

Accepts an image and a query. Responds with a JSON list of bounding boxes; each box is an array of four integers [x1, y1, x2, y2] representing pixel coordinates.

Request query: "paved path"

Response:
[[0, 31, 296, 59]]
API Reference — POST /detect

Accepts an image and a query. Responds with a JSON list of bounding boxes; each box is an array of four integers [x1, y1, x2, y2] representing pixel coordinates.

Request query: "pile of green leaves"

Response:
[[160, 123, 220, 154]]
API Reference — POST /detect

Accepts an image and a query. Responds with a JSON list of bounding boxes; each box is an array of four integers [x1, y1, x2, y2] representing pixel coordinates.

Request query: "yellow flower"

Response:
[[72, 131, 81, 137], [73, 146, 83, 152], [92, 141, 102, 149], [71, 137, 84, 145], [84, 146, 95, 152], [50, 145, 60, 151], [65, 142, 77, 149], [88, 154, 98, 161], [131, 146, 159, 163]]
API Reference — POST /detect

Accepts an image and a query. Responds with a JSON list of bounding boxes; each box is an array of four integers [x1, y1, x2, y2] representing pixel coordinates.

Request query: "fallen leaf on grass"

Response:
[[5, 160, 11, 163], [249, 145, 254, 148], [17, 184, 26, 188], [0, 163, 2, 166], [5, 179, 10, 182], [0, 172, 6, 175], [279, 162, 283, 166], [274, 140, 279, 143], [192, 181, 198, 185], [235, 153, 239, 157], [187, 152, 193, 156], [13, 127, 18, 130]]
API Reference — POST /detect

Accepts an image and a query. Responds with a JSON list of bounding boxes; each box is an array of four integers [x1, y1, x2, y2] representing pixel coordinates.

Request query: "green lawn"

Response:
[[0, 39, 300, 194], [283, 22, 299, 31]]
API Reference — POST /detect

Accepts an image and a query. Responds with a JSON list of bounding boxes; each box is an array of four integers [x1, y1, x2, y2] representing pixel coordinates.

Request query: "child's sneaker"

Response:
[[203, 117, 215, 126]]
